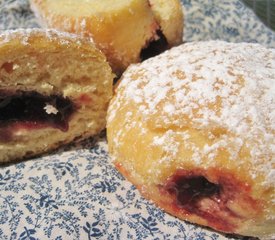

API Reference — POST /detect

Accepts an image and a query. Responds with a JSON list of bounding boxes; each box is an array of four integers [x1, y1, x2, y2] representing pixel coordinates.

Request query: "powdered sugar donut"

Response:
[[107, 41, 275, 239]]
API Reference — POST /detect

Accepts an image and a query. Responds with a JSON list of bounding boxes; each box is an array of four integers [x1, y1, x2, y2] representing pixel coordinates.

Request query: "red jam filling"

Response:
[[165, 175, 221, 208], [140, 30, 169, 61], [162, 170, 261, 233], [0, 90, 75, 141]]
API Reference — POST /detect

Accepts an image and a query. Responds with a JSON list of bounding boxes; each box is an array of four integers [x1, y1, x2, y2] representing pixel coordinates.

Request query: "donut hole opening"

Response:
[[0, 90, 76, 141], [165, 174, 221, 209], [140, 30, 168, 61], [162, 169, 262, 232]]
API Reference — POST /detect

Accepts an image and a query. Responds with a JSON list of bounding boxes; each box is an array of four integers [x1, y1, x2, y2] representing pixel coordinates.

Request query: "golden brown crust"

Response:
[[30, 0, 183, 75], [149, 0, 183, 46], [107, 41, 275, 239], [0, 29, 113, 163]]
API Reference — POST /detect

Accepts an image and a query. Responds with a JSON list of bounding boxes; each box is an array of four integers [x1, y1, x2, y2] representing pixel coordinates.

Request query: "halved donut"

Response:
[[0, 28, 113, 163]]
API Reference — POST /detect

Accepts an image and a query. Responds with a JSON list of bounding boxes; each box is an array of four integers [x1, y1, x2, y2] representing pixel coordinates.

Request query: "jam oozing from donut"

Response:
[[140, 30, 168, 61], [165, 175, 221, 208], [162, 169, 261, 232], [0, 90, 75, 141]]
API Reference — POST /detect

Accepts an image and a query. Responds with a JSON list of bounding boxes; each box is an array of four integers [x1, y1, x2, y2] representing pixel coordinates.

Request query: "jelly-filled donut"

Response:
[[107, 41, 275, 239], [0, 29, 113, 163], [30, 0, 183, 75]]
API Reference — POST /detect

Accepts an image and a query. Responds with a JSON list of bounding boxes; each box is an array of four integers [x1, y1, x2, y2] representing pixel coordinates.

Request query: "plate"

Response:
[[182, 0, 275, 47], [0, 0, 274, 239]]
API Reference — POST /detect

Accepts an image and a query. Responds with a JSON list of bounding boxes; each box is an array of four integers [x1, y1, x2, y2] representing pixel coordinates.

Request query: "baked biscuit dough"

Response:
[[107, 41, 275, 239], [0, 29, 113, 163], [30, 0, 183, 75]]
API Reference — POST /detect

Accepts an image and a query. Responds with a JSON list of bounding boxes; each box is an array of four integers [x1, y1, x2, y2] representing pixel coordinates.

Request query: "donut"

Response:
[[107, 41, 275, 239], [0, 29, 113, 163], [29, 0, 183, 75]]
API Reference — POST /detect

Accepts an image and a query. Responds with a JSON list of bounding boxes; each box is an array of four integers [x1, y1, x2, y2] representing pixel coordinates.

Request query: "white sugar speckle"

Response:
[[153, 136, 165, 146], [44, 103, 58, 115], [164, 104, 175, 115]]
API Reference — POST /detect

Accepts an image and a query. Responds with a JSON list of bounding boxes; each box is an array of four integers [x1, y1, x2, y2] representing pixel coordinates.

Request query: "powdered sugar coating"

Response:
[[109, 41, 275, 188]]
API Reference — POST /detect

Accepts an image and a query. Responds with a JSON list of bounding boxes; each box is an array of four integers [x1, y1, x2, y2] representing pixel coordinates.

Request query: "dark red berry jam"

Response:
[[161, 169, 261, 233], [165, 175, 221, 208], [0, 90, 75, 141], [140, 30, 169, 61]]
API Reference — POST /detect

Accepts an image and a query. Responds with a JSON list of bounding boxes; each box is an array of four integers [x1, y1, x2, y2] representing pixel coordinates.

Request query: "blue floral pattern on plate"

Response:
[[0, 0, 274, 239], [0, 134, 232, 240], [182, 0, 275, 47]]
